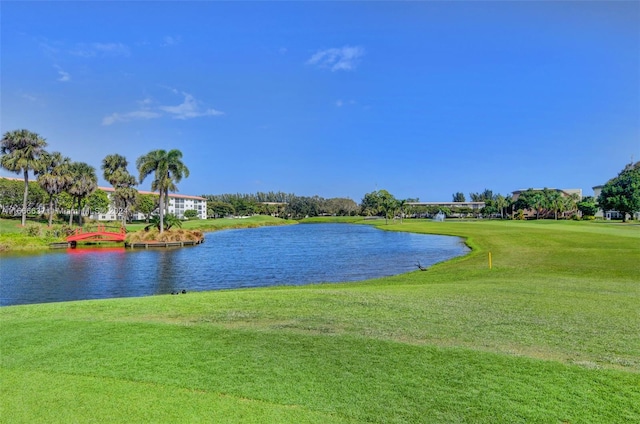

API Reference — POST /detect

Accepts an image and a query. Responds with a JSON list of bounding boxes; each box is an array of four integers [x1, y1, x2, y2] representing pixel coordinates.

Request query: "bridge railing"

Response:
[[72, 225, 127, 235]]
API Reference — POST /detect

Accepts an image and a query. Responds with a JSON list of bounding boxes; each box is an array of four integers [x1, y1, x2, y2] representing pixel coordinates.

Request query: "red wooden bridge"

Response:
[[66, 225, 127, 243]]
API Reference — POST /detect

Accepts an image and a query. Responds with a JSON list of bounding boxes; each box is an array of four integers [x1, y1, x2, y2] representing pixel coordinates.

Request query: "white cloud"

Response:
[[102, 92, 223, 125], [159, 92, 224, 120], [307, 45, 365, 71], [336, 100, 344, 107], [54, 65, 70, 82]]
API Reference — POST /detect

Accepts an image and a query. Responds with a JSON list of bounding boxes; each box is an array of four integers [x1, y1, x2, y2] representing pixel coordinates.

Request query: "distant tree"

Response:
[[360, 191, 382, 216], [377, 190, 397, 224], [546, 189, 563, 220], [207, 201, 235, 219], [137, 149, 189, 233], [285, 196, 320, 219], [0, 129, 48, 225], [452, 192, 466, 202], [67, 162, 98, 225], [469, 189, 493, 202], [184, 209, 198, 219], [324, 197, 358, 216], [0, 178, 47, 216], [134, 193, 158, 223], [577, 196, 598, 218], [494, 194, 509, 219], [514, 189, 545, 219], [37, 151, 72, 226], [87, 189, 110, 216], [597, 161, 640, 222], [396, 199, 407, 223]]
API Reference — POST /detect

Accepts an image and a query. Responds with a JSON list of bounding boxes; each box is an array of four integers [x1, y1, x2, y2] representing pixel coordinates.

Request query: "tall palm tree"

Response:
[[136, 149, 189, 233], [397, 199, 407, 223], [37, 151, 72, 226], [494, 194, 507, 219], [67, 162, 98, 226], [546, 190, 562, 220], [0, 129, 48, 226], [102, 154, 138, 225]]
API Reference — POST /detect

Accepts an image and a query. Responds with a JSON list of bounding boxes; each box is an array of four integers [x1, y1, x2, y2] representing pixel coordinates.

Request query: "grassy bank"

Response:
[[0, 216, 292, 251], [1, 220, 639, 422]]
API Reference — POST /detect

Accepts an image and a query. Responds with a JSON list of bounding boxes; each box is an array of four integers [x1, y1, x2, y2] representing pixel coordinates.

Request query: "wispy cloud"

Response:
[[102, 110, 162, 126], [54, 65, 71, 82], [71, 42, 130, 58], [162, 36, 181, 47], [335, 99, 357, 108], [307, 46, 365, 71], [159, 92, 224, 120], [102, 91, 223, 126]]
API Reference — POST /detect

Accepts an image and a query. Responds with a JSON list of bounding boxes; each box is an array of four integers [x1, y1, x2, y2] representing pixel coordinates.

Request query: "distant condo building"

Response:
[[93, 187, 207, 221]]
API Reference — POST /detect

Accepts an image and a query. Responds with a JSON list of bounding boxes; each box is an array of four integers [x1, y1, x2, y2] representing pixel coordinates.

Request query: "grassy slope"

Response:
[[1, 220, 639, 423]]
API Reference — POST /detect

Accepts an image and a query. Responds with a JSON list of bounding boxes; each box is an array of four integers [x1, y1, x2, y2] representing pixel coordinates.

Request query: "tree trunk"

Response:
[[77, 198, 83, 226], [159, 190, 165, 233], [21, 170, 29, 226], [48, 195, 54, 227]]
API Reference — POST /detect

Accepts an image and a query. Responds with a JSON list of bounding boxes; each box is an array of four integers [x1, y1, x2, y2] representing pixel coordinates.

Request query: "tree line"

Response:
[[2, 129, 638, 225], [0, 129, 188, 233]]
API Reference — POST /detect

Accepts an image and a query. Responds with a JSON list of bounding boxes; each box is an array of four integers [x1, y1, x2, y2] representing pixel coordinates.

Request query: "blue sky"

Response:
[[1, 1, 638, 202]]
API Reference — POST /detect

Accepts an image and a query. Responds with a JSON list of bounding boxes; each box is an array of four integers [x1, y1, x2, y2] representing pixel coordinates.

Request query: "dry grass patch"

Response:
[[125, 228, 204, 243]]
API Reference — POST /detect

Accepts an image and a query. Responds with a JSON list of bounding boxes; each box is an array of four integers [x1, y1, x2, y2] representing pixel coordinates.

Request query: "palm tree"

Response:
[[37, 151, 72, 226], [494, 194, 507, 219], [136, 149, 189, 233], [102, 154, 138, 225], [397, 199, 407, 223], [67, 162, 98, 226], [546, 190, 562, 220], [0, 129, 48, 226]]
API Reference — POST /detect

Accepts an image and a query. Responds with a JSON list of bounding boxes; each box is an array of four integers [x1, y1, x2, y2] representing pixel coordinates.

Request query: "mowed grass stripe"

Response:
[[2, 321, 639, 423]]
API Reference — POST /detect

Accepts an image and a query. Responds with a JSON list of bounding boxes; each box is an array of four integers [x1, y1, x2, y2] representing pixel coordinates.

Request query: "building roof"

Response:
[[99, 186, 205, 201]]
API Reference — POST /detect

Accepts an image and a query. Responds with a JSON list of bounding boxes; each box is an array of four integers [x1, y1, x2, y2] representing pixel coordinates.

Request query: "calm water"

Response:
[[0, 223, 469, 306]]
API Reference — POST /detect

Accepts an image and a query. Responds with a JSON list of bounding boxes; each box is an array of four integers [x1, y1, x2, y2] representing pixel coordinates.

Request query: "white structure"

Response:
[[94, 187, 207, 221], [592, 185, 639, 220]]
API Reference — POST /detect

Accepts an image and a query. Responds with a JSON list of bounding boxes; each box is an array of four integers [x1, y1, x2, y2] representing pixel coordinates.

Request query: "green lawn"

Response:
[[1, 219, 639, 423]]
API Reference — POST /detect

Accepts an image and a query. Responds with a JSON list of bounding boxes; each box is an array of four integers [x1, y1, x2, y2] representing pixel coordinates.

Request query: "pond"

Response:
[[0, 223, 469, 306]]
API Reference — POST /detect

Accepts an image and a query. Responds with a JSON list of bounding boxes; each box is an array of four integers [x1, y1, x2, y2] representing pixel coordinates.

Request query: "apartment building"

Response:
[[94, 187, 207, 221]]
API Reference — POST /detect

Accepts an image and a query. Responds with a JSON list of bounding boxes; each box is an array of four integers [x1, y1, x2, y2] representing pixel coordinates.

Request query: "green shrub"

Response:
[[22, 224, 42, 237]]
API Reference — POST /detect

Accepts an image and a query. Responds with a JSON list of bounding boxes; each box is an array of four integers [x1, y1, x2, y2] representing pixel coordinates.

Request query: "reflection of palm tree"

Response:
[[67, 162, 98, 225], [136, 149, 189, 233], [38, 151, 71, 226], [0, 129, 48, 226]]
